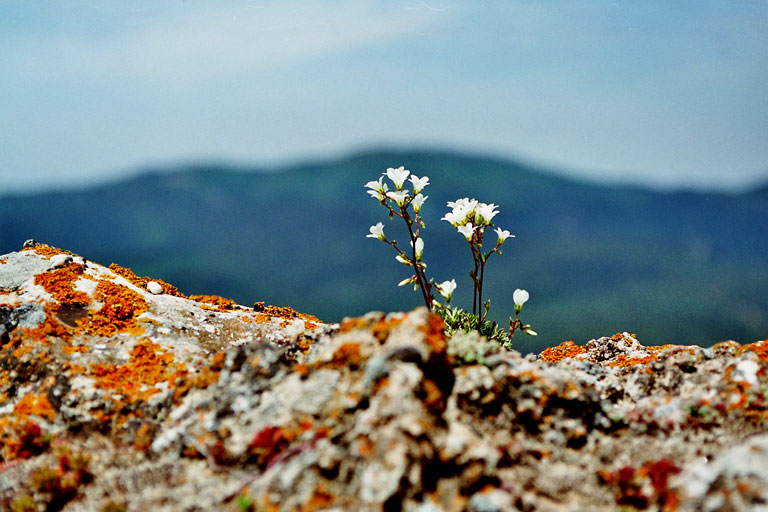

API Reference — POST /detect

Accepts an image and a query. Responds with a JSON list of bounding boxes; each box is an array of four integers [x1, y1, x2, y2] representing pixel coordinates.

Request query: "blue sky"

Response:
[[1, 1, 767, 193]]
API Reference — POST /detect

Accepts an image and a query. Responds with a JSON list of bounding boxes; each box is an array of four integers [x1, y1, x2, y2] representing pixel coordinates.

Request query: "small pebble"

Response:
[[147, 281, 163, 295]]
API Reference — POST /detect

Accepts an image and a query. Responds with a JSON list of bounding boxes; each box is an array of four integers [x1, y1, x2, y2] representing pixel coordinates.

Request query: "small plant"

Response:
[[446, 329, 502, 365], [27, 445, 93, 511], [12, 495, 35, 512], [365, 166, 536, 345], [235, 493, 255, 512]]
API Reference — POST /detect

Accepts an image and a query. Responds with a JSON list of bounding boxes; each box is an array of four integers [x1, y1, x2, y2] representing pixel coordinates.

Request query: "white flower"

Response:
[[365, 177, 385, 192], [494, 227, 513, 244], [438, 279, 457, 301], [386, 190, 410, 207], [441, 210, 463, 226], [398, 276, 418, 287], [513, 289, 529, 307], [476, 202, 499, 224], [456, 223, 476, 241], [365, 177, 389, 201], [411, 237, 424, 260], [447, 198, 477, 210], [395, 254, 412, 266], [412, 193, 427, 213], [384, 166, 410, 190], [409, 175, 430, 195], [366, 222, 386, 241]]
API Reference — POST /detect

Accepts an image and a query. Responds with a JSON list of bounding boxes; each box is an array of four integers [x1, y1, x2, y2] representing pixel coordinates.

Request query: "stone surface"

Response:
[[0, 243, 767, 511]]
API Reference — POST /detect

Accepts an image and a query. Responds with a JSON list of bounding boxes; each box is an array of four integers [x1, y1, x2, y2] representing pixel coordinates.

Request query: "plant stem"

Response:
[[478, 258, 486, 320], [405, 210, 432, 310], [469, 242, 480, 315]]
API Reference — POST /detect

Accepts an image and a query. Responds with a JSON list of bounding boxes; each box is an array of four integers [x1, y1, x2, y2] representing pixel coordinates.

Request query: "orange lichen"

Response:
[[189, 294, 238, 311], [354, 434, 376, 457], [61, 345, 89, 354], [420, 379, 445, 413], [108, 264, 184, 297], [20, 307, 72, 342], [14, 392, 56, 422], [611, 332, 638, 342], [301, 483, 334, 512], [608, 354, 658, 368], [0, 259, 6, 264], [647, 345, 676, 353], [420, 313, 447, 354], [328, 342, 363, 369], [338, 318, 361, 333], [371, 316, 404, 343], [90, 340, 186, 403], [742, 339, 768, 364], [22, 244, 71, 259], [539, 341, 585, 363], [34, 263, 91, 306], [77, 280, 149, 337]]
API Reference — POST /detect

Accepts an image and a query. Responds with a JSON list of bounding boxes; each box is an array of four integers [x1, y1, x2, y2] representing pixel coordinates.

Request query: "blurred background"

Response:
[[1, 1, 767, 352]]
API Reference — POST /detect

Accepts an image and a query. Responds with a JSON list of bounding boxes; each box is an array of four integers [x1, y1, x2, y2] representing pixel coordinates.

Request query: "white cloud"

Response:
[[3, 2, 448, 86]]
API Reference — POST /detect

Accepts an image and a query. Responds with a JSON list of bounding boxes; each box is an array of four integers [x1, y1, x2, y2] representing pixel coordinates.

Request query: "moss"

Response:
[[11, 494, 35, 512], [447, 330, 499, 366]]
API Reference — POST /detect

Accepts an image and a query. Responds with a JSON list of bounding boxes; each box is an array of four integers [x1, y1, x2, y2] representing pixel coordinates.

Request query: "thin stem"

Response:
[[478, 257, 486, 320], [403, 208, 432, 310], [468, 241, 480, 315]]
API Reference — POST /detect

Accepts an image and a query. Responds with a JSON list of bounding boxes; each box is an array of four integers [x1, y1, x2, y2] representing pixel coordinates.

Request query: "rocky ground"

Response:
[[0, 242, 767, 512]]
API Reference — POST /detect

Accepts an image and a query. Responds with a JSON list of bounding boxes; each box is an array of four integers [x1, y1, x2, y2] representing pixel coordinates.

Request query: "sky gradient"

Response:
[[2, 1, 767, 193]]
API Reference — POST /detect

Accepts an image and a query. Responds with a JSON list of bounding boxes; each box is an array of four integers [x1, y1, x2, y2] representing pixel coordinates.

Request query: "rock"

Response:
[[146, 281, 163, 295], [0, 242, 767, 511]]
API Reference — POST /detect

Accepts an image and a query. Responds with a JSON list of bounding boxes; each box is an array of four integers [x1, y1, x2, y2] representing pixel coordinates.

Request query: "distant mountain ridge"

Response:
[[1, 149, 766, 352]]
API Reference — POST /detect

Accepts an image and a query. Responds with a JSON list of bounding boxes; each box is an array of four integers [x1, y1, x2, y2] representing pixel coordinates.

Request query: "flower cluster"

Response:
[[365, 165, 535, 345], [442, 198, 514, 319], [364, 167, 437, 308]]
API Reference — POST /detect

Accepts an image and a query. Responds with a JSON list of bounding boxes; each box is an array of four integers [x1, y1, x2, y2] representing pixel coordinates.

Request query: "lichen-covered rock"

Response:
[[1, 243, 767, 511]]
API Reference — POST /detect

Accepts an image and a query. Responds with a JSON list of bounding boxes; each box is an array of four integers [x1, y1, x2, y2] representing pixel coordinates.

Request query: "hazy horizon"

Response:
[[1, 145, 767, 198], [2, 1, 767, 194]]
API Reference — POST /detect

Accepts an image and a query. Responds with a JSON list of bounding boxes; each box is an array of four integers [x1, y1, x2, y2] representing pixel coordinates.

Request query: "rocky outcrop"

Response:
[[1, 243, 767, 511]]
